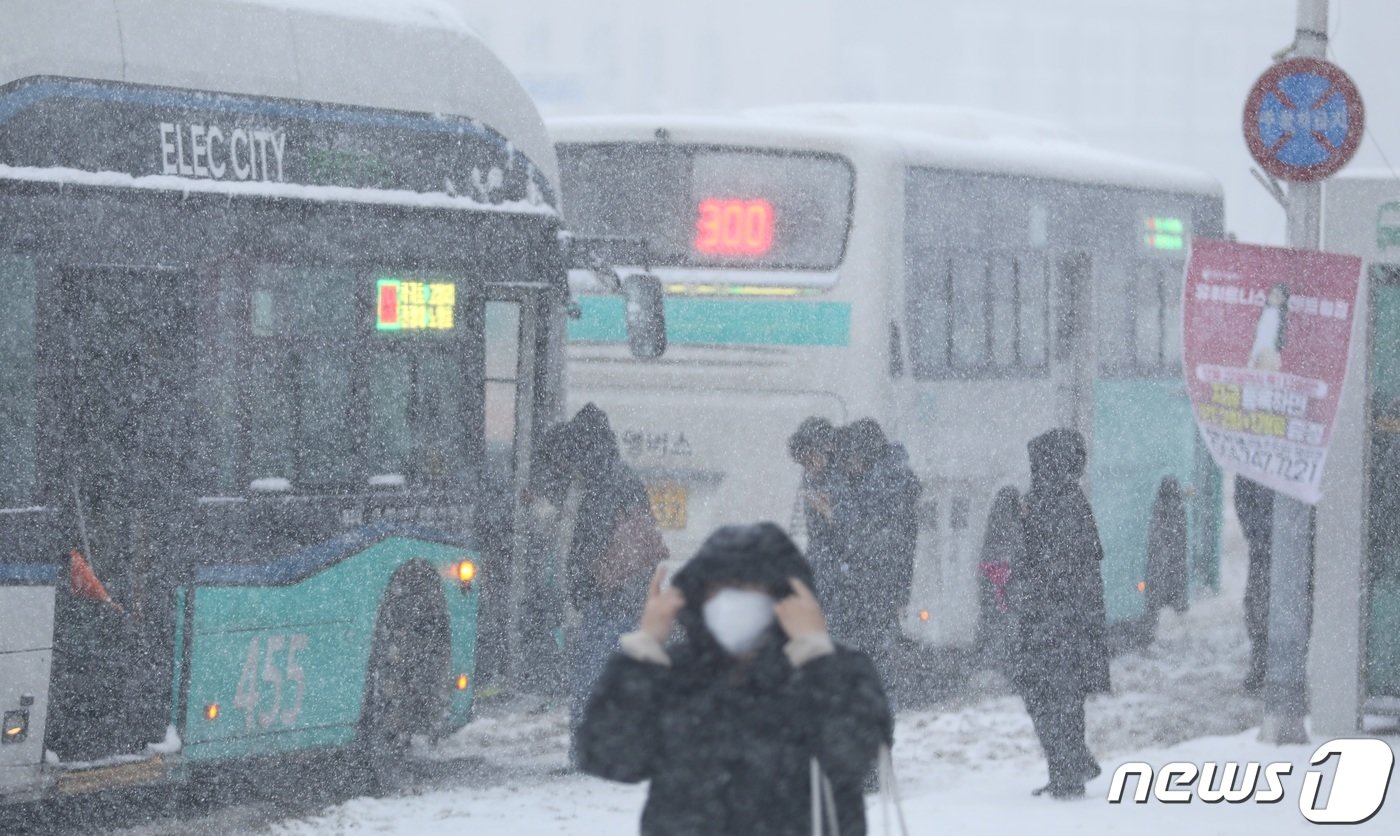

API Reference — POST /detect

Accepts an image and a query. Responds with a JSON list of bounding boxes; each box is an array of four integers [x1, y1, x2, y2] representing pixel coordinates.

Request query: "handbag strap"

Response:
[[809, 757, 843, 836], [878, 744, 910, 836]]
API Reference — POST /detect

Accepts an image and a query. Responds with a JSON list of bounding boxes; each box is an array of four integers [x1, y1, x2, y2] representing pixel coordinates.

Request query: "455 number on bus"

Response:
[[233, 633, 309, 732]]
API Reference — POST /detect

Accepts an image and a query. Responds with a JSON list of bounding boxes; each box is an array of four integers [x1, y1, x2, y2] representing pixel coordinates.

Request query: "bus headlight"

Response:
[[918, 609, 931, 623], [2, 710, 28, 744], [455, 560, 477, 593]]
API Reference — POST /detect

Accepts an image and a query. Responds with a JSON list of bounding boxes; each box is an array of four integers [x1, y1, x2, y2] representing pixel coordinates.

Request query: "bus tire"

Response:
[[1140, 477, 1189, 644], [356, 561, 452, 794]]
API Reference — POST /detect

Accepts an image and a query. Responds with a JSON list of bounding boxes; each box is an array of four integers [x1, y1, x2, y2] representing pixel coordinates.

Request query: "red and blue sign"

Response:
[[1243, 57, 1364, 183]]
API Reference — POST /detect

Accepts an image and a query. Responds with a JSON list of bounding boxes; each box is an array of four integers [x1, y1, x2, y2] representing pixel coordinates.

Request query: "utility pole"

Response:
[[1261, 0, 1328, 746]]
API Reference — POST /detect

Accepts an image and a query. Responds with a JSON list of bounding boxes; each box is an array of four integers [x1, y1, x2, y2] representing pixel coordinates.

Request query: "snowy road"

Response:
[[256, 582, 1399, 835], [261, 517, 1398, 835], [58, 515, 1399, 834]]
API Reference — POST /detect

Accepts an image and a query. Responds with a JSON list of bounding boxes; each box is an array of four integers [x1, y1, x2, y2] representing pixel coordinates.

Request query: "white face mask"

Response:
[[702, 588, 776, 655]]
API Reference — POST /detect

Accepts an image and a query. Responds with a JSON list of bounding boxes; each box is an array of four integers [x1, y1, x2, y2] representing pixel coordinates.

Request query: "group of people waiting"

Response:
[[533, 403, 1112, 835], [785, 417, 921, 690]]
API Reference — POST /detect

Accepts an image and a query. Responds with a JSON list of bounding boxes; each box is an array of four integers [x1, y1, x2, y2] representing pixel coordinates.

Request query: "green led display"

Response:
[[1144, 216, 1186, 251]]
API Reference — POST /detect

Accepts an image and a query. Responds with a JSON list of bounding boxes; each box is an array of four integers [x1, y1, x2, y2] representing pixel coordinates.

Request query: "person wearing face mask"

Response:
[[575, 523, 893, 836]]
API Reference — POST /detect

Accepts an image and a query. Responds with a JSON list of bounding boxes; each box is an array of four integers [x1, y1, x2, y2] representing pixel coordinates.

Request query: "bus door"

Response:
[[46, 267, 197, 761], [1053, 252, 1095, 435], [1366, 266, 1400, 705], [481, 290, 545, 681]]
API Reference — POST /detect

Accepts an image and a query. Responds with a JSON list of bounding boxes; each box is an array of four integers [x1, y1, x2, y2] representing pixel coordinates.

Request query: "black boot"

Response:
[[1032, 782, 1086, 800], [1075, 754, 1101, 782], [1243, 660, 1266, 691]]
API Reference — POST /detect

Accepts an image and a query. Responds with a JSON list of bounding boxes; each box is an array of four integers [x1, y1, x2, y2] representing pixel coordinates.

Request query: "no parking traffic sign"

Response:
[[1243, 57, 1364, 182]]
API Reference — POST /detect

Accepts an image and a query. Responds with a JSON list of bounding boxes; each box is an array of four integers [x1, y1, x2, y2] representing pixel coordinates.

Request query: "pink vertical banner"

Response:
[[1182, 239, 1362, 504]]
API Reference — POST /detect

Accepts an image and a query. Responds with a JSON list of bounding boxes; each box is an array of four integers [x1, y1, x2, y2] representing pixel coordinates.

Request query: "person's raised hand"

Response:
[[774, 577, 827, 640], [639, 564, 685, 644]]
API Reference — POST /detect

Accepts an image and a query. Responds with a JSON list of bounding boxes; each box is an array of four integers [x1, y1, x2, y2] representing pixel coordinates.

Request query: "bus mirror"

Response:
[[623, 274, 667, 360]]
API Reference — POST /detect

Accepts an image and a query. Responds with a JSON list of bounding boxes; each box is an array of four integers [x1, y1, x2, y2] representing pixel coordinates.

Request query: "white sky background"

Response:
[[447, 0, 1400, 248]]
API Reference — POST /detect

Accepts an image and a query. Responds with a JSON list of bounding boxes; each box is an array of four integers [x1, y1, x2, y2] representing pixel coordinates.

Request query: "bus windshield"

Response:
[[558, 143, 854, 271]]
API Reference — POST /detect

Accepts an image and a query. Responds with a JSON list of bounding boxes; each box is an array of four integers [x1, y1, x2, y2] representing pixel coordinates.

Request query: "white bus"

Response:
[[553, 105, 1225, 649]]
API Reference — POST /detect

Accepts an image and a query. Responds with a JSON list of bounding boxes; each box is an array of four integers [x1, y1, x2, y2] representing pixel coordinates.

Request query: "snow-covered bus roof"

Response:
[[549, 105, 1219, 198], [0, 0, 558, 189]]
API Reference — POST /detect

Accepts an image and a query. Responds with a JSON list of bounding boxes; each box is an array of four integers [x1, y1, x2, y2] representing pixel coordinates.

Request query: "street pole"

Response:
[[1261, 0, 1327, 746]]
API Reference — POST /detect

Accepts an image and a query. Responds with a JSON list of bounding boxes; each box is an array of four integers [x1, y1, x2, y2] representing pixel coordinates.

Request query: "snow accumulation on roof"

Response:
[[0, 164, 557, 217], [551, 106, 1221, 197], [0, 0, 559, 189], [749, 102, 1081, 144], [234, 0, 474, 32]]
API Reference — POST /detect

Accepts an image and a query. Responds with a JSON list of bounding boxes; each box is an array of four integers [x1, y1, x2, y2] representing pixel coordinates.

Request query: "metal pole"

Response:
[[1261, 0, 1328, 746]]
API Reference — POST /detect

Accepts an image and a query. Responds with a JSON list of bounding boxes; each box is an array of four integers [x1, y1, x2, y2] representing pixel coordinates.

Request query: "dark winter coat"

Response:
[[800, 469, 845, 611], [561, 404, 654, 613], [837, 443, 921, 616], [978, 486, 1023, 622], [1013, 429, 1111, 697], [980, 486, 1025, 570], [576, 523, 893, 836], [1145, 478, 1188, 614]]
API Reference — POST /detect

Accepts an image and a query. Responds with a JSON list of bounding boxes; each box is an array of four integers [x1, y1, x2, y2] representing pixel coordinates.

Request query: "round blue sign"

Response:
[[1244, 58, 1364, 182]]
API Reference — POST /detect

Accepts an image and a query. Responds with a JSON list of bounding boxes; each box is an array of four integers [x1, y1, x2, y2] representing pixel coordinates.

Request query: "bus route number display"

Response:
[[694, 198, 775, 257], [376, 278, 455, 331]]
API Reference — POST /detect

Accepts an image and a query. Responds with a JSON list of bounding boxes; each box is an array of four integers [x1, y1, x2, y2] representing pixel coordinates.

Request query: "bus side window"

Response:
[[1095, 261, 1133, 374], [950, 251, 990, 370], [990, 254, 1017, 368], [1134, 262, 1165, 371], [889, 321, 905, 378], [0, 255, 36, 507], [905, 246, 951, 378], [1096, 260, 1177, 377], [1018, 256, 1050, 369], [1160, 263, 1184, 369]]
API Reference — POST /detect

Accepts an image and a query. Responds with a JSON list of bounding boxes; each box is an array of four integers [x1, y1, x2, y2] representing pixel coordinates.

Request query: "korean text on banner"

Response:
[[1182, 238, 1362, 504]]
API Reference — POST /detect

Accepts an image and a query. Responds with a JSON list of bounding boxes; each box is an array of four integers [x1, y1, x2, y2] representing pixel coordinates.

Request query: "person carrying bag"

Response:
[[576, 523, 893, 836]]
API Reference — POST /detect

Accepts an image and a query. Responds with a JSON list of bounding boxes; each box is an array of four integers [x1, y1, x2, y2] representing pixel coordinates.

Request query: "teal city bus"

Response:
[[553, 105, 1225, 651], [0, 0, 567, 801]]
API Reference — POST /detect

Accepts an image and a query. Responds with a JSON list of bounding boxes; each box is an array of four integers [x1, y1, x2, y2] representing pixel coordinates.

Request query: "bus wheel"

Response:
[[357, 562, 451, 794], [1140, 477, 1190, 644]]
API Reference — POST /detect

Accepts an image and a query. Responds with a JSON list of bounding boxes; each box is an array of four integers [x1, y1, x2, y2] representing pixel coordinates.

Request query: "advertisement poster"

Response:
[[1183, 238, 1362, 504]]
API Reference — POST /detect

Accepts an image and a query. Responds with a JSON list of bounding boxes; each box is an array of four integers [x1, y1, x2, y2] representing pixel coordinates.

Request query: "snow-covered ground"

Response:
[[262, 509, 1400, 835]]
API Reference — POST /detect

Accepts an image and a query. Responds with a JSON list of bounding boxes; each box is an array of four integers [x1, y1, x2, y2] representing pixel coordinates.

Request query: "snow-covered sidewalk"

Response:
[[268, 720, 1399, 835], [269, 516, 1398, 834]]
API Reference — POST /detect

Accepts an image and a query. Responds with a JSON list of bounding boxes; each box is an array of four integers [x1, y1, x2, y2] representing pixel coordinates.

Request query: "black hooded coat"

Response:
[[576, 524, 893, 836], [834, 433, 921, 630], [1012, 429, 1111, 696], [561, 404, 654, 613]]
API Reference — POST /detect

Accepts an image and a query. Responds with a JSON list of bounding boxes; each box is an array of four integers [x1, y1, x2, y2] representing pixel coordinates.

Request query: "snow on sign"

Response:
[[1243, 57, 1365, 182], [1183, 239, 1362, 504]]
